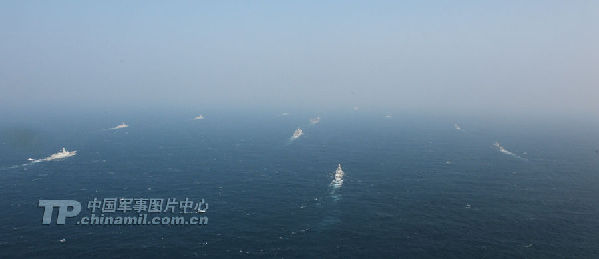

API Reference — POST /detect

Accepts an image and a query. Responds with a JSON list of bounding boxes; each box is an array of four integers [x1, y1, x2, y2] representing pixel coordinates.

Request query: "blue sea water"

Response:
[[1, 111, 599, 258]]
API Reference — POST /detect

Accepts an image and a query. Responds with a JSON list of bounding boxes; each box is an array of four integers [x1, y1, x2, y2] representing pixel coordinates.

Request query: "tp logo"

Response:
[[39, 200, 81, 224]]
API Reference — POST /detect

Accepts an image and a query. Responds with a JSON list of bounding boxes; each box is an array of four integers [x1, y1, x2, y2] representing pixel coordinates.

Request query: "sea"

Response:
[[1, 110, 598, 258]]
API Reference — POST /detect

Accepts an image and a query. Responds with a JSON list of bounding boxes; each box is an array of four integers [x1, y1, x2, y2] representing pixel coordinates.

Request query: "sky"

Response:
[[0, 1, 597, 117]]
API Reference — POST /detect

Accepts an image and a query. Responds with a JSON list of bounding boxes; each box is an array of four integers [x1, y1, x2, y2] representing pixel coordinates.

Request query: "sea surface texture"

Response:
[[1, 112, 598, 258]]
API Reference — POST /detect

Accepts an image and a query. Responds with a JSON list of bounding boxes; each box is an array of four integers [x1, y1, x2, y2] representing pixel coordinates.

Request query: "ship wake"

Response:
[[109, 122, 129, 130], [29, 148, 77, 163], [329, 164, 344, 201], [1, 148, 77, 171], [289, 128, 303, 141], [494, 142, 526, 160]]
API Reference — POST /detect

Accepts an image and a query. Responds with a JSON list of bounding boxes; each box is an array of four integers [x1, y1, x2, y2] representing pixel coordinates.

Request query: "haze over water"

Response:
[[1, 1, 598, 118]]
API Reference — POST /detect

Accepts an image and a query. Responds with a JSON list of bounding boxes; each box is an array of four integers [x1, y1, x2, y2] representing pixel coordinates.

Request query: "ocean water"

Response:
[[1, 111, 599, 258]]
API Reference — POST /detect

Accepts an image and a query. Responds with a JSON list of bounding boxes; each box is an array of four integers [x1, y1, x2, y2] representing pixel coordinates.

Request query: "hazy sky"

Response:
[[1, 1, 597, 116]]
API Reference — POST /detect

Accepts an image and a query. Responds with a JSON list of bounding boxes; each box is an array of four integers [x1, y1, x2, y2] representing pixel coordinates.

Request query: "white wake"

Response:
[[290, 128, 303, 141], [28, 147, 77, 163], [329, 164, 344, 201], [494, 142, 526, 160], [110, 122, 129, 130], [1, 147, 77, 170]]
